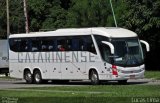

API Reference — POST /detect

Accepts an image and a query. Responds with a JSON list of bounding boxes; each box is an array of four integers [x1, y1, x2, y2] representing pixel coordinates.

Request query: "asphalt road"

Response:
[[0, 78, 160, 89]]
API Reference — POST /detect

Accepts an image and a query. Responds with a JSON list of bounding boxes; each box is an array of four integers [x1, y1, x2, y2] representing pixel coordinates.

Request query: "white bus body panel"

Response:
[[10, 50, 145, 80], [0, 40, 9, 69], [9, 27, 138, 38]]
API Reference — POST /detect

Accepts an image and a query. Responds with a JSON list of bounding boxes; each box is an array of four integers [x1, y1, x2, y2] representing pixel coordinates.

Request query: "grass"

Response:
[[1, 85, 160, 97], [0, 85, 160, 103], [0, 71, 160, 103], [0, 76, 19, 81], [0, 76, 12, 80], [145, 71, 160, 80]]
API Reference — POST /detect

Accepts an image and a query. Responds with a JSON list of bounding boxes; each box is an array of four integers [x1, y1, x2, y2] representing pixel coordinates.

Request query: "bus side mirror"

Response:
[[101, 41, 114, 54], [140, 40, 150, 52]]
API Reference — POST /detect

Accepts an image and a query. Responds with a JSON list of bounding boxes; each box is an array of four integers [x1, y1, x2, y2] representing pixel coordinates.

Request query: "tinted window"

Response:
[[99, 43, 111, 63], [55, 35, 96, 54], [57, 37, 71, 51], [9, 38, 30, 52], [31, 38, 40, 52], [20, 39, 30, 52], [71, 36, 96, 54], [9, 35, 97, 54], [94, 35, 111, 62], [9, 38, 21, 52], [40, 38, 55, 52], [84, 36, 96, 54]]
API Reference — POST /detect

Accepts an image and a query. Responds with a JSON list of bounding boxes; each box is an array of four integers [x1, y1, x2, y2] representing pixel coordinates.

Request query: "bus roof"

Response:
[[9, 27, 137, 38]]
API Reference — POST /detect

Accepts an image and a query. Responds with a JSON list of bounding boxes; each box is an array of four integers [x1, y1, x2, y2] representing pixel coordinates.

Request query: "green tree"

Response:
[[0, 0, 24, 38], [121, 0, 160, 40], [28, 0, 68, 31], [120, 0, 160, 70], [28, 0, 51, 31], [0, 1, 7, 38], [10, 0, 25, 34], [42, 0, 67, 30], [66, 0, 114, 27]]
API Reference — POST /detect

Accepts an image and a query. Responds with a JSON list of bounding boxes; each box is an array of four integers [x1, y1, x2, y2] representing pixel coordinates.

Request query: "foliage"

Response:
[[0, 0, 25, 38], [0, 0, 160, 35], [41, 0, 67, 29], [0, 85, 160, 99], [10, 0, 25, 34], [0, 0, 160, 69], [66, 0, 116, 27], [121, 0, 160, 39], [145, 71, 160, 80], [0, 1, 7, 38], [119, 0, 160, 70]]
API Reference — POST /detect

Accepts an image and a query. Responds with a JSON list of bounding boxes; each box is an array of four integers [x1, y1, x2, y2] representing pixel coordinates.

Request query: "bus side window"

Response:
[[31, 38, 40, 52], [40, 37, 55, 52], [20, 39, 30, 52], [79, 38, 85, 51], [57, 39, 66, 51], [90, 43, 96, 54], [9, 39, 20, 52], [84, 36, 97, 54], [48, 45, 53, 51], [41, 39, 48, 51], [41, 45, 47, 51], [66, 39, 72, 51], [56, 37, 71, 51], [48, 39, 55, 51], [72, 37, 81, 51], [99, 43, 111, 63], [9, 38, 31, 52]]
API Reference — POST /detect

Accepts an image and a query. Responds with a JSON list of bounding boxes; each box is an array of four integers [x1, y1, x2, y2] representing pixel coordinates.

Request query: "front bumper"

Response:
[[111, 70, 145, 80]]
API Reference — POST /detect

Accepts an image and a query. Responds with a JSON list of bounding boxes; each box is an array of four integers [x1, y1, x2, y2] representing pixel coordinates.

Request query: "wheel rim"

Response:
[[25, 72, 32, 82], [35, 73, 41, 83], [91, 73, 98, 84]]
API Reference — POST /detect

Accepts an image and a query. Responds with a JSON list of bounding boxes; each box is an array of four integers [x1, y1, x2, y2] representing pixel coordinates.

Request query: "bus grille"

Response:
[[121, 70, 142, 74]]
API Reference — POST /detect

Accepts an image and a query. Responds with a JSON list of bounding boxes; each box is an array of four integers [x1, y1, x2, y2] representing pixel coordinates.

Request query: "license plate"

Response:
[[130, 75, 135, 79]]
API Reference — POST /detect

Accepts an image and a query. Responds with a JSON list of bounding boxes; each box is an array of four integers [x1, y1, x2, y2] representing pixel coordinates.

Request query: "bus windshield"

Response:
[[111, 38, 144, 67]]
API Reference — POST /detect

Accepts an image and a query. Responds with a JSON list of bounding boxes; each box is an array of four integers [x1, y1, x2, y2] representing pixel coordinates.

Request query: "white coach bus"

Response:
[[9, 27, 149, 84]]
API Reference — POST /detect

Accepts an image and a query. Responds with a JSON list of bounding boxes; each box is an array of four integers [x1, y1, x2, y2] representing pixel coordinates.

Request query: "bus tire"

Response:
[[33, 70, 42, 84], [90, 70, 99, 85], [5, 73, 8, 77], [24, 70, 33, 84]]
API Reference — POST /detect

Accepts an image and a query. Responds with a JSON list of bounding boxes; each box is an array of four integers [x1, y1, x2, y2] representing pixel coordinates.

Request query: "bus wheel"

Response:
[[90, 70, 99, 85], [24, 71, 33, 84], [33, 70, 42, 84], [118, 80, 127, 84], [5, 73, 8, 77]]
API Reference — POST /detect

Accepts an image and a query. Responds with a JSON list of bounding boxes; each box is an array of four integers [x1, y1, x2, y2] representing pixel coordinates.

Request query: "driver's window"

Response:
[[99, 43, 111, 63]]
